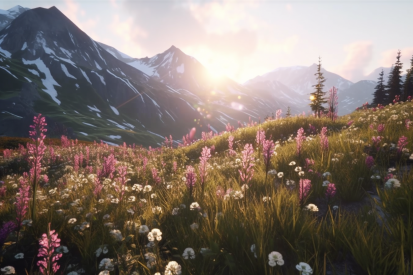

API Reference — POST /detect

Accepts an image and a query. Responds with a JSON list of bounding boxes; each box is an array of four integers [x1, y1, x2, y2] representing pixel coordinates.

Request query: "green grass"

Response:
[[0, 101, 413, 274]]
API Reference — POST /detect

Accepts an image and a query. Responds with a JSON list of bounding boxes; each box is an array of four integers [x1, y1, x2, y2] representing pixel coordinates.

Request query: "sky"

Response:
[[1, 0, 413, 84]]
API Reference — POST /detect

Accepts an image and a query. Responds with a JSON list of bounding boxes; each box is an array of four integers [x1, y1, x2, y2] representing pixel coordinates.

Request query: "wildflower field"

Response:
[[1, 101, 413, 275]]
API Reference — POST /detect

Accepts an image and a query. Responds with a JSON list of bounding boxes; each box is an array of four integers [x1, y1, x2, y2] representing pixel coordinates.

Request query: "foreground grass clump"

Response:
[[0, 101, 413, 274]]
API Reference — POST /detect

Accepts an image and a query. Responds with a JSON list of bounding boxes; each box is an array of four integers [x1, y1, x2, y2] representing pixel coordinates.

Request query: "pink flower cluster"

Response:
[[325, 183, 336, 200], [256, 129, 265, 147], [228, 135, 236, 156], [37, 223, 62, 274], [199, 147, 211, 186], [226, 123, 235, 132], [276, 109, 282, 120], [239, 144, 255, 185], [299, 179, 311, 201], [296, 128, 306, 156], [320, 127, 328, 151], [377, 124, 385, 133], [397, 136, 408, 153], [16, 173, 30, 225], [365, 156, 374, 169], [263, 139, 275, 167]]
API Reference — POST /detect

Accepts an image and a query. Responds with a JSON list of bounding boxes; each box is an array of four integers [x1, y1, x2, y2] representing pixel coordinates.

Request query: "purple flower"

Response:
[[365, 156, 374, 169], [325, 183, 337, 200], [256, 129, 265, 147], [275, 109, 282, 120], [377, 124, 385, 133], [16, 172, 30, 225], [228, 135, 236, 156], [151, 167, 161, 184], [0, 221, 17, 248], [185, 165, 197, 199]]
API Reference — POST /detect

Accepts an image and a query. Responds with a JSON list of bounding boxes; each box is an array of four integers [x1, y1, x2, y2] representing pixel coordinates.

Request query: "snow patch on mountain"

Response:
[[94, 61, 102, 70], [176, 63, 184, 73], [80, 69, 92, 85], [109, 105, 119, 115], [82, 122, 97, 127], [61, 64, 76, 79], [106, 69, 140, 94], [22, 58, 61, 105], [91, 71, 105, 85], [27, 68, 39, 77], [0, 34, 11, 58], [21, 42, 27, 51], [87, 105, 101, 112], [0, 66, 18, 79]]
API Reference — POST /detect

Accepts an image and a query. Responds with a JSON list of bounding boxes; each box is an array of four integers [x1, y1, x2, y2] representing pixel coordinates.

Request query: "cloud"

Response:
[[335, 41, 373, 82], [121, 0, 259, 57], [61, 0, 100, 40], [380, 47, 413, 70], [286, 4, 292, 11]]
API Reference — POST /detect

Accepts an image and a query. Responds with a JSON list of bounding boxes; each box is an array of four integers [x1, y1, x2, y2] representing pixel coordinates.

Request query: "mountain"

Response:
[[0, 6, 291, 146], [245, 65, 354, 96], [364, 67, 407, 85], [0, 5, 29, 31], [0, 6, 208, 146], [338, 80, 376, 115]]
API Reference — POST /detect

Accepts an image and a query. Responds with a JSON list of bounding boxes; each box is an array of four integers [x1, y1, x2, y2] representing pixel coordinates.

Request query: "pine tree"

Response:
[[310, 57, 327, 118], [386, 50, 404, 104], [372, 69, 386, 105], [402, 55, 413, 101], [327, 86, 338, 122], [286, 106, 291, 118]]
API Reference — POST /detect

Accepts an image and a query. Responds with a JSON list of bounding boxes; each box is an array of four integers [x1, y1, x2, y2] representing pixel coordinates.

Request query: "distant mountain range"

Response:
[[0, 5, 401, 145]]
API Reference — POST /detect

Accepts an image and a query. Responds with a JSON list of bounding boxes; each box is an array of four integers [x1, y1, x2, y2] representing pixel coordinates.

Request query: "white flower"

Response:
[[296, 262, 313, 275], [152, 206, 162, 215], [143, 185, 152, 193], [267, 169, 277, 175], [22, 219, 32, 226], [298, 171, 305, 177], [68, 218, 77, 224], [99, 258, 114, 271], [145, 252, 156, 268], [110, 229, 123, 241], [305, 204, 319, 212], [385, 178, 401, 189], [14, 253, 24, 259], [333, 205, 339, 211], [289, 161, 296, 166], [103, 214, 110, 220], [263, 196, 271, 202], [95, 247, 103, 257], [277, 172, 284, 178], [190, 223, 199, 230], [286, 179, 295, 186], [56, 246, 69, 253], [150, 193, 157, 199], [295, 166, 302, 172], [190, 202, 200, 211], [147, 228, 162, 241], [0, 266, 15, 274], [322, 172, 331, 178], [322, 180, 330, 187], [233, 191, 244, 199], [139, 225, 149, 234], [250, 244, 257, 258], [182, 247, 196, 259], [172, 208, 179, 215], [268, 251, 284, 266], [241, 184, 249, 192], [127, 196, 136, 202], [98, 271, 110, 275], [127, 208, 135, 215], [200, 248, 211, 254], [98, 199, 105, 204], [165, 261, 182, 275], [132, 184, 143, 192]]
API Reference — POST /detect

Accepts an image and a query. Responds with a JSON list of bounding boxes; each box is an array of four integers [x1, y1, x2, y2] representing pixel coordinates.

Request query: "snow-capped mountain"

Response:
[[245, 64, 354, 97], [0, 6, 206, 146], [338, 80, 376, 115], [0, 5, 29, 31]]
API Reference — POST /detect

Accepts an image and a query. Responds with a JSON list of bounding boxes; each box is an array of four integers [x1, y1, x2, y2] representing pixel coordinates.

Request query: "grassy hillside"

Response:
[[0, 101, 413, 274]]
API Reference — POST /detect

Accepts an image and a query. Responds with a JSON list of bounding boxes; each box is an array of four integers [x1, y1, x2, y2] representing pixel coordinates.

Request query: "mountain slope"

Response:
[[0, 5, 29, 31], [338, 80, 376, 115]]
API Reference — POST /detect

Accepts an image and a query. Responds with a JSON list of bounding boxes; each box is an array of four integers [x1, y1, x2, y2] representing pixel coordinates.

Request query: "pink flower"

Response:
[[16, 173, 30, 225], [320, 127, 328, 151], [256, 129, 265, 147], [377, 124, 385, 133], [185, 166, 197, 199], [296, 128, 306, 156], [299, 179, 311, 202], [37, 223, 62, 274], [365, 156, 374, 169], [199, 147, 211, 186], [275, 109, 282, 120], [151, 167, 161, 184], [228, 135, 236, 156], [397, 136, 408, 153], [239, 144, 255, 185]]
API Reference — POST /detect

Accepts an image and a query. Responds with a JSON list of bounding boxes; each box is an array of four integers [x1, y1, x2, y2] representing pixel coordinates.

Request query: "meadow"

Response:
[[0, 100, 413, 275]]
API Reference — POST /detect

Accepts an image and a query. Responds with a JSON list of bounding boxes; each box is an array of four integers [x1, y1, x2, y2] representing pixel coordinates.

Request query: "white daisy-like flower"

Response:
[[267, 169, 277, 175], [190, 202, 200, 211], [385, 178, 401, 189], [333, 205, 339, 211], [298, 171, 305, 177], [68, 218, 77, 224], [277, 172, 284, 178], [182, 247, 196, 259], [250, 244, 257, 258], [172, 208, 179, 215], [322, 180, 330, 187], [286, 179, 295, 186], [147, 228, 162, 241], [268, 251, 284, 266], [305, 204, 319, 212], [138, 225, 149, 234], [110, 229, 123, 241], [165, 261, 182, 275], [56, 246, 69, 253], [190, 223, 199, 230], [0, 266, 15, 274], [152, 206, 162, 215], [99, 258, 114, 271], [295, 166, 302, 172], [296, 262, 313, 275], [132, 184, 143, 192], [323, 172, 331, 177], [127, 196, 136, 202], [143, 185, 152, 193], [14, 253, 24, 259], [289, 161, 296, 166]]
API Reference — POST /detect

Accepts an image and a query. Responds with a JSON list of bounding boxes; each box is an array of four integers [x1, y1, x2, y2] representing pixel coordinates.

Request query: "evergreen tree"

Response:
[[310, 57, 327, 118], [402, 54, 413, 101], [286, 106, 291, 118], [327, 86, 338, 122], [386, 50, 404, 104], [372, 69, 386, 105]]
